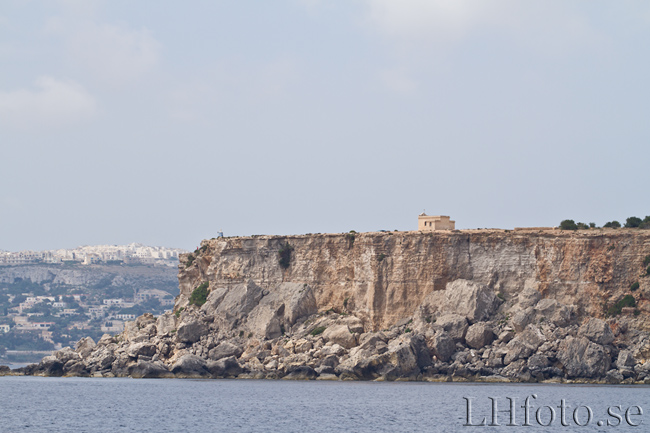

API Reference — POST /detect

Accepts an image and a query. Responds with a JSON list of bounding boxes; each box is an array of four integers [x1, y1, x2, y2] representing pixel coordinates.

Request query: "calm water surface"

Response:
[[1, 377, 648, 432]]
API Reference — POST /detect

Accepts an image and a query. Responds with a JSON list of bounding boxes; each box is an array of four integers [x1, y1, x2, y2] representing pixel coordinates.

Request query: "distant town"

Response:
[[0, 243, 186, 267], [0, 244, 185, 363]]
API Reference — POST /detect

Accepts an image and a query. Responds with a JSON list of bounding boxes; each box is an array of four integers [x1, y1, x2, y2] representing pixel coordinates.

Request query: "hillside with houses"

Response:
[[0, 245, 184, 363]]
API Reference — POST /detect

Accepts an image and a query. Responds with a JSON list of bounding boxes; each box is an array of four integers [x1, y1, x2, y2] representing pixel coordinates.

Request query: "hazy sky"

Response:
[[2, 1, 649, 251]]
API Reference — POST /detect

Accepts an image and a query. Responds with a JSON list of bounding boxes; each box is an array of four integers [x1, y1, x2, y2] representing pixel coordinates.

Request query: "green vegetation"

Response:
[[646, 265, 650, 276], [278, 242, 294, 269], [625, 217, 643, 228], [641, 216, 650, 229], [377, 253, 387, 262], [185, 254, 195, 267], [560, 220, 578, 230], [310, 326, 326, 336], [174, 307, 184, 318], [343, 297, 349, 309], [607, 295, 636, 316], [345, 231, 356, 248], [631, 282, 640, 291], [644, 255, 650, 267], [189, 282, 209, 307], [405, 327, 412, 333], [604, 221, 621, 229]]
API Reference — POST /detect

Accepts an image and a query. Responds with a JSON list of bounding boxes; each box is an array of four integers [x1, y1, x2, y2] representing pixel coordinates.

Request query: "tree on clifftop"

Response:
[[625, 217, 643, 228], [560, 220, 578, 230]]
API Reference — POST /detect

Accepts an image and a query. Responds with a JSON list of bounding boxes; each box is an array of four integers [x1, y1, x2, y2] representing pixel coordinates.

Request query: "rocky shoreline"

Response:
[[3, 278, 650, 384]]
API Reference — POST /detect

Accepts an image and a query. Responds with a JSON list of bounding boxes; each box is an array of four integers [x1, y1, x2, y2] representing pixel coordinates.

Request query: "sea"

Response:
[[0, 377, 648, 432]]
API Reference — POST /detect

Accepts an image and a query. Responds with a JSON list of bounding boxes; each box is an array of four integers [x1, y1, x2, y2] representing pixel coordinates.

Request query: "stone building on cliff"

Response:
[[418, 213, 455, 231]]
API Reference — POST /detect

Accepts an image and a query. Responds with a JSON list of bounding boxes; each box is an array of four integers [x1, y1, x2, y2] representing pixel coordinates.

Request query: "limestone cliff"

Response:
[[9, 229, 650, 384], [177, 230, 650, 331]]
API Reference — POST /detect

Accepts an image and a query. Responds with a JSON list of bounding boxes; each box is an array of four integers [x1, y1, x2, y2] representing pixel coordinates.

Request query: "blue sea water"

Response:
[[0, 377, 648, 432]]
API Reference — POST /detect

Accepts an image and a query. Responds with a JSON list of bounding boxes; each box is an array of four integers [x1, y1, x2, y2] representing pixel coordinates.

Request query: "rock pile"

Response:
[[5, 279, 650, 384]]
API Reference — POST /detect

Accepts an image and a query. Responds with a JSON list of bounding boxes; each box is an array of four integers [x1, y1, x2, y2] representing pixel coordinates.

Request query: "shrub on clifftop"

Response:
[[604, 221, 621, 229], [560, 220, 578, 230], [189, 282, 209, 307], [625, 217, 643, 228]]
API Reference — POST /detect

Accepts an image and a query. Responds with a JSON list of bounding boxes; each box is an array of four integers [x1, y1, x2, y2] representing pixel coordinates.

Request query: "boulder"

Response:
[[358, 332, 389, 352], [444, 279, 498, 323], [534, 299, 572, 327], [213, 280, 264, 320], [320, 354, 340, 368], [170, 354, 210, 377], [319, 343, 346, 357], [606, 369, 624, 384], [428, 331, 456, 362], [200, 286, 229, 315], [126, 343, 158, 359], [246, 282, 319, 339], [497, 330, 515, 344], [55, 347, 82, 364], [176, 320, 208, 344], [436, 314, 469, 342], [98, 354, 116, 370], [465, 323, 494, 349], [527, 354, 550, 371], [503, 340, 533, 365], [208, 342, 243, 361], [501, 359, 530, 381], [323, 324, 358, 349], [75, 337, 96, 359], [278, 282, 318, 326], [63, 360, 88, 377], [207, 356, 243, 378], [511, 308, 533, 333], [517, 325, 546, 351], [343, 317, 365, 334], [246, 301, 283, 339], [136, 313, 156, 329], [97, 334, 117, 346], [293, 339, 313, 354], [579, 318, 614, 346], [616, 350, 636, 369], [34, 356, 64, 377], [517, 285, 542, 309], [283, 365, 317, 380], [381, 334, 421, 378], [156, 311, 177, 336], [129, 361, 173, 379], [557, 336, 610, 378]]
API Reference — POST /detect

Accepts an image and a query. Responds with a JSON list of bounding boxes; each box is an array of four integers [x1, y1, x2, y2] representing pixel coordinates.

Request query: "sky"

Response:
[[1, 1, 649, 252]]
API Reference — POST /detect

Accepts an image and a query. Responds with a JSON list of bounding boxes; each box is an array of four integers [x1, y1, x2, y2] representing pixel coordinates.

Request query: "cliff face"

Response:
[[13, 229, 650, 383], [178, 230, 650, 331]]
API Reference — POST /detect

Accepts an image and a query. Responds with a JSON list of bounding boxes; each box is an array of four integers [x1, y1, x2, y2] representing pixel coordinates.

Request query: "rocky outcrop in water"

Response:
[[5, 229, 650, 383]]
